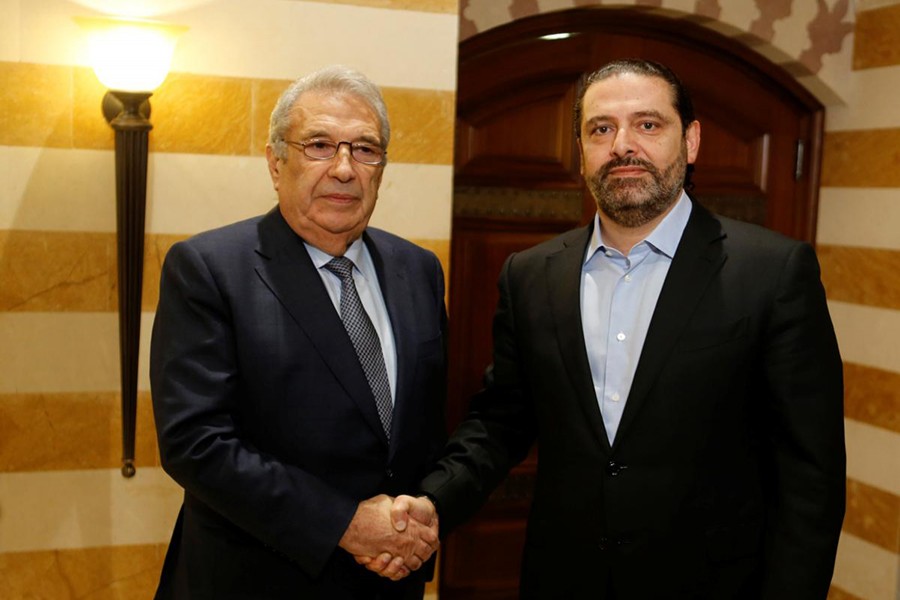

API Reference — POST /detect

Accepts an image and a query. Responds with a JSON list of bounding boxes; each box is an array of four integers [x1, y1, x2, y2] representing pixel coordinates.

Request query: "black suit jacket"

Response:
[[150, 208, 447, 599], [421, 202, 845, 599]]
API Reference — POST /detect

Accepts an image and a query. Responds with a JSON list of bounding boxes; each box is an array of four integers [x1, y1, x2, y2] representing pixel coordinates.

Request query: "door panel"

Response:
[[456, 82, 580, 187], [443, 8, 823, 598], [446, 219, 573, 429]]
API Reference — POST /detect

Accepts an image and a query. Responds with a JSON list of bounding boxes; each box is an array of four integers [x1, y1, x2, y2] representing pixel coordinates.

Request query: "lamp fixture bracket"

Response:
[[102, 90, 152, 129]]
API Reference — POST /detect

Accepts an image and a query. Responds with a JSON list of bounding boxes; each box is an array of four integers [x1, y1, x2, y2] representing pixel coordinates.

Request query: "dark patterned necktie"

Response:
[[324, 257, 392, 439]]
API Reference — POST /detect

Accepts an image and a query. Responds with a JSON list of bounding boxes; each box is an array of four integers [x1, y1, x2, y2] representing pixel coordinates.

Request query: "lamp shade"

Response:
[[76, 16, 187, 92]]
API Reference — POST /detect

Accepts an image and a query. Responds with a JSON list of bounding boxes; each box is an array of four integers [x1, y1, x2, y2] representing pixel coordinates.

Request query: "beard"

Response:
[[587, 144, 688, 228]]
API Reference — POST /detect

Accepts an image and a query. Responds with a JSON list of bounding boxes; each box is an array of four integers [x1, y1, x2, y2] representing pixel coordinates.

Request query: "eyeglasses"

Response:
[[282, 138, 386, 166]]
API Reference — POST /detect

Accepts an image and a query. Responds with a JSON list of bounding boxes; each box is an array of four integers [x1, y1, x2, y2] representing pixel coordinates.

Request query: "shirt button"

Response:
[[616, 332, 626, 342], [611, 392, 620, 402], [624, 274, 632, 282]]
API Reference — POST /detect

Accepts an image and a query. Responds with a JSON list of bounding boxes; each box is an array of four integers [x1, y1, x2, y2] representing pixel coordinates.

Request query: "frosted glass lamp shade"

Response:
[[76, 16, 187, 92]]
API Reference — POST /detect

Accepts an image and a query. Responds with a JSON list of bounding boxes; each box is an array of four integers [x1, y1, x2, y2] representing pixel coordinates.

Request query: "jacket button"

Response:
[[606, 461, 627, 476], [385, 468, 394, 479], [598, 536, 609, 550]]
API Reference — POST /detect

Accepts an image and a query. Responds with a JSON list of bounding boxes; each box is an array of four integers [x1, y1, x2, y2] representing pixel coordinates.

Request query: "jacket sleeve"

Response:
[[419, 253, 538, 533], [760, 241, 846, 598]]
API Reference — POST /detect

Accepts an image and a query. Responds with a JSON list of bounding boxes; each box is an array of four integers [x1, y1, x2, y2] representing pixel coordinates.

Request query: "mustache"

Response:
[[599, 156, 659, 179]]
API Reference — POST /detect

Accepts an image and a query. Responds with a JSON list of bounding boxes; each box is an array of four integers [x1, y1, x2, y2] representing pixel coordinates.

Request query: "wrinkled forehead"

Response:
[[290, 90, 382, 140]]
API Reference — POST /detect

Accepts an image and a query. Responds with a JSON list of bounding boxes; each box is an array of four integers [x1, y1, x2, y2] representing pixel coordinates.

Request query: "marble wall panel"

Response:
[[843, 362, 900, 435], [0, 544, 167, 600], [0, 62, 456, 165], [822, 129, 900, 188], [0, 392, 159, 472], [853, 3, 900, 69], [818, 245, 900, 310], [845, 478, 900, 554]]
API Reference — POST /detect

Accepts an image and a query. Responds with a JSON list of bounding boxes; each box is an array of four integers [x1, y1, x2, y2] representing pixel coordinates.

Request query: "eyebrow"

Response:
[[631, 110, 673, 123], [299, 130, 382, 146], [585, 110, 673, 126]]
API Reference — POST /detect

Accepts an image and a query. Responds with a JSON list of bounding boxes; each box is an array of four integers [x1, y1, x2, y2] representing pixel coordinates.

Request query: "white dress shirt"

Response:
[[580, 192, 692, 444]]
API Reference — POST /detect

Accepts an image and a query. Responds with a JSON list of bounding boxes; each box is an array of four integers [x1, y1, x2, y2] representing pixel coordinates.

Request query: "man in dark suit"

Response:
[[150, 65, 446, 599], [387, 59, 846, 598]]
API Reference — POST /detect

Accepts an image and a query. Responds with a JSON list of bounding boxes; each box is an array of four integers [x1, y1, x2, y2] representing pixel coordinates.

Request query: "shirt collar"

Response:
[[586, 190, 692, 264], [305, 237, 366, 270]]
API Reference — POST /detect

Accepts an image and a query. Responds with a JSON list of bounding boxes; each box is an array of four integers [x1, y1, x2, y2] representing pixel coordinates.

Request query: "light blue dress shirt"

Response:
[[580, 193, 692, 444], [305, 238, 398, 404]]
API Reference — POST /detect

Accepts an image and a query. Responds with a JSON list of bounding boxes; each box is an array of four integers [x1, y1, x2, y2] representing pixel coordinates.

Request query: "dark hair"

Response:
[[573, 58, 696, 189], [574, 58, 695, 137]]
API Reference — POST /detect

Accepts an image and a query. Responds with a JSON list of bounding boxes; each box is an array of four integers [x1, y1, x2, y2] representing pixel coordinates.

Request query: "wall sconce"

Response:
[[76, 16, 186, 477]]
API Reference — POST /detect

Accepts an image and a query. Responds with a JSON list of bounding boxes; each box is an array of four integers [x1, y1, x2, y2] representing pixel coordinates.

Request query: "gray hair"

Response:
[[268, 65, 391, 161]]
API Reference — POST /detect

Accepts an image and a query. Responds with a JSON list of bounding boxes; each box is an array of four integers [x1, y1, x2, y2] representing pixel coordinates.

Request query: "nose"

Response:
[[327, 143, 356, 181], [610, 127, 635, 157]]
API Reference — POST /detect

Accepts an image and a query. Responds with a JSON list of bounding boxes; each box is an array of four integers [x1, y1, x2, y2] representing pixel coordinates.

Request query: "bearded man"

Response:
[[382, 59, 846, 599]]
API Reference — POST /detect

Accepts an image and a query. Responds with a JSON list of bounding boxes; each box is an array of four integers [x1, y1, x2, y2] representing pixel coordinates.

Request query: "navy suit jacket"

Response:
[[422, 202, 845, 599], [150, 207, 447, 599]]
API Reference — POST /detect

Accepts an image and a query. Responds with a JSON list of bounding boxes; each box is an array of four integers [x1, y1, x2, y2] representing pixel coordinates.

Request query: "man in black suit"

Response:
[[386, 59, 846, 598], [150, 65, 446, 599]]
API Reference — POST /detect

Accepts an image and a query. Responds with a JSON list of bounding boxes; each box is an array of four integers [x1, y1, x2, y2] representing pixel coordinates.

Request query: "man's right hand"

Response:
[[390, 495, 437, 534], [340, 495, 439, 581]]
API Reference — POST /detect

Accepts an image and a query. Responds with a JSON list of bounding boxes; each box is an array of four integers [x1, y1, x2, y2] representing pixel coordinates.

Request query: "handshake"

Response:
[[338, 494, 439, 581]]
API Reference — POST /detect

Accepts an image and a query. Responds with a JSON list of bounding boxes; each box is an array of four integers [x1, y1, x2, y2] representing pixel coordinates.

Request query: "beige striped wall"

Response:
[[0, 0, 457, 598], [811, 3, 900, 598], [458, 1, 900, 599]]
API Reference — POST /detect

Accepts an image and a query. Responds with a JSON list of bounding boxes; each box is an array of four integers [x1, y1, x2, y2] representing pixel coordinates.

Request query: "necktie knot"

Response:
[[325, 256, 354, 281]]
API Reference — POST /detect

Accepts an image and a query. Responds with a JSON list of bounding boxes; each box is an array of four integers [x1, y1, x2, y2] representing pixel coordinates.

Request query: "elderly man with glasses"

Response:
[[150, 65, 446, 600]]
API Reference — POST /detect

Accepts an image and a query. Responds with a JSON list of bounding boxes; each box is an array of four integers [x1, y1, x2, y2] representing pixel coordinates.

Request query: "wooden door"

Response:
[[442, 8, 824, 598]]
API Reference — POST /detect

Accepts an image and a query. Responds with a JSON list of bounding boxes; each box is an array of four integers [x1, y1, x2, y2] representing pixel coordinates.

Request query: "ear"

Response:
[[685, 120, 701, 164], [265, 145, 281, 190]]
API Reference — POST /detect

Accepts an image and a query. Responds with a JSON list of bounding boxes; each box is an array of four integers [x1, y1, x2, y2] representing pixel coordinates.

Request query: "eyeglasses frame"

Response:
[[281, 138, 387, 166]]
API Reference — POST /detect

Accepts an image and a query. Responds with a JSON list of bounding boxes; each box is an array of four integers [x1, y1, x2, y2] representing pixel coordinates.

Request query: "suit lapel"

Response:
[[253, 209, 388, 444], [546, 225, 613, 453], [613, 203, 727, 449]]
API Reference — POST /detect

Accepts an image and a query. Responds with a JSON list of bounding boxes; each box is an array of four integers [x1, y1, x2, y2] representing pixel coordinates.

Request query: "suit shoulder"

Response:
[[703, 213, 827, 286], [366, 227, 440, 263], [716, 215, 808, 256], [186, 215, 263, 246], [164, 215, 266, 272]]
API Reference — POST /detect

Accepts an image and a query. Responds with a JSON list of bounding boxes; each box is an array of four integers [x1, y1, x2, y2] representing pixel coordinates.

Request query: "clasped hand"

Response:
[[338, 494, 439, 581]]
